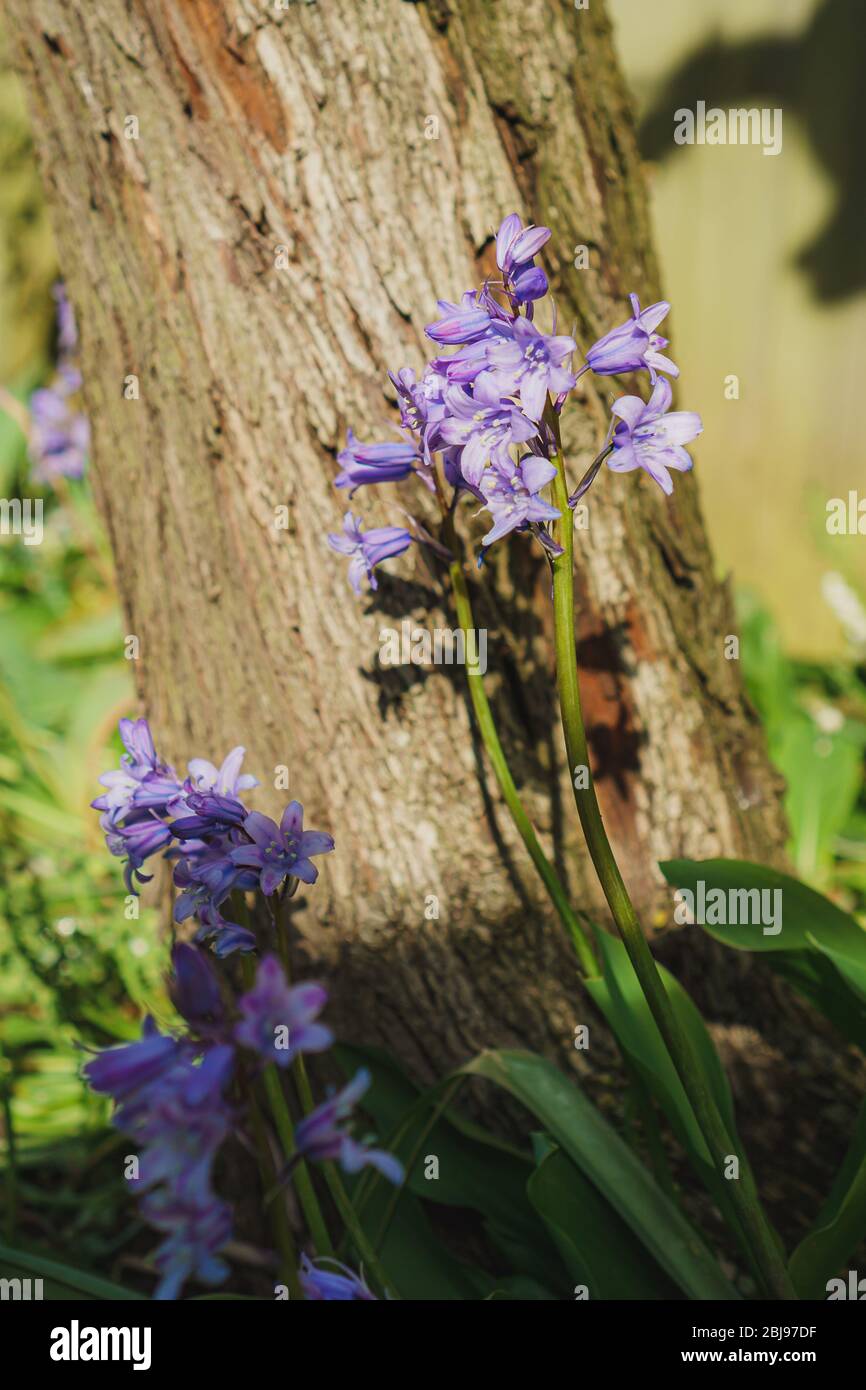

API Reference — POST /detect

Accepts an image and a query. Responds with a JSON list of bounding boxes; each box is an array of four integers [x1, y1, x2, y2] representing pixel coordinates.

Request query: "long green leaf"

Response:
[[0, 1242, 146, 1300], [460, 1049, 740, 1300]]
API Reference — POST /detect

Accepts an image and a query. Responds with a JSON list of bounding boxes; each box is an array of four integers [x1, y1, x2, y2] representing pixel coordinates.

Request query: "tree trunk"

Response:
[[5, 0, 786, 1082]]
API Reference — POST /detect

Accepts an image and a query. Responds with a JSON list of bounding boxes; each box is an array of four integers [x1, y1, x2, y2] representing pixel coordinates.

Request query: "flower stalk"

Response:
[[546, 408, 796, 1301], [446, 543, 596, 976]]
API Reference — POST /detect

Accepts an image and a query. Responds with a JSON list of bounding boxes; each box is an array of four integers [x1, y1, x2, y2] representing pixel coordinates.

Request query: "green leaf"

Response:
[[660, 859, 866, 1049], [788, 1094, 866, 1299], [335, 1043, 568, 1291], [659, 859, 866, 957], [0, 1242, 146, 1300], [460, 1049, 740, 1300], [585, 926, 738, 1168], [527, 1145, 680, 1299]]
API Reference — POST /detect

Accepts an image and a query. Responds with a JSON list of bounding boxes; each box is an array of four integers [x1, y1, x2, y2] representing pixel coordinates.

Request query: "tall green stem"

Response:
[[446, 551, 596, 976], [274, 927, 399, 1299], [241, 955, 334, 1260], [547, 416, 796, 1301], [248, 1089, 302, 1298]]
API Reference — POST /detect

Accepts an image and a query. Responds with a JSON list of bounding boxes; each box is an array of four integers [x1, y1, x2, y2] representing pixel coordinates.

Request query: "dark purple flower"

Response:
[[584, 294, 679, 382], [327, 511, 412, 595], [85, 1032, 235, 1300], [478, 454, 560, 546], [171, 790, 249, 839], [230, 804, 334, 896], [234, 955, 333, 1068], [607, 378, 702, 495], [486, 317, 577, 420], [105, 813, 174, 892], [294, 1069, 404, 1184], [83, 1018, 182, 1101], [438, 376, 538, 488], [335, 429, 418, 491], [169, 943, 225, 1032], [299, 1255, 377, 1301]]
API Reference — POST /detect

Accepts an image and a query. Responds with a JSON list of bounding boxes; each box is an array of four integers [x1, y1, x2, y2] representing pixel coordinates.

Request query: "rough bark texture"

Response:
[[6, 0, 787, 1083]]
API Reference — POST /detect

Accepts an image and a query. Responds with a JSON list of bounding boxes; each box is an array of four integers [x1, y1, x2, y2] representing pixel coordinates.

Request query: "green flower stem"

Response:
[[240, 955, 334, 1261], [273, 927, 399, 1299], [446, 550, 597, 976], [547, 412, 796, 1301], [248, 1088, 302, 1298]]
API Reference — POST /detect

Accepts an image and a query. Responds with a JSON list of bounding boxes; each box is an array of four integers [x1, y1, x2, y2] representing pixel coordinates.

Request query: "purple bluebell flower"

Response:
[[88, 1034, 237, 1301], [299, 1255, 377, 1301], [496, 215, 551, 275], [29, 380, 90, 482], [104, 813, 175, 892], [187, 747, 258, 798], [92, 718, 181, 825], [584, 294, 679, 382], [495, 214, 551, 304], [486, 317, 577, 420], [194, 906, 258, 958], [295, 1069, 404, 1184], [230, 804, 334, 896], [439, 376, 538, 488], [327, 511, 413, 595], [169, 943, 225, 1033], [83, 1018, 182, 1101], [146, 1187, 233, 1302], [425, 291, 498, 346], [478, 454, 561, 546], [335, 429, 418, 491], [171, 790, 249, 838], [83, 1026, 235, 1299], [235, 955, 333, 1067], [172, 844, 254, 949], [389, 365, 448, 463], [607, 378, 702, 495]]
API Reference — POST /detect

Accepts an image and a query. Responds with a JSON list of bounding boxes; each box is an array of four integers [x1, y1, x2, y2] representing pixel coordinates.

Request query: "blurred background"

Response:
[[0, 0, 864, 1288]]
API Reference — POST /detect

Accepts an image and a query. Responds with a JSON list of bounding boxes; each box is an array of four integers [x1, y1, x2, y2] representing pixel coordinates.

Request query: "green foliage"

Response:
[[739, 588, 866, 901]]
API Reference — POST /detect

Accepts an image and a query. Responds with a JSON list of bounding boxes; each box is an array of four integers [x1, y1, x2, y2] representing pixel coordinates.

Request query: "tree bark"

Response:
[[5, 0, 786, 1081]]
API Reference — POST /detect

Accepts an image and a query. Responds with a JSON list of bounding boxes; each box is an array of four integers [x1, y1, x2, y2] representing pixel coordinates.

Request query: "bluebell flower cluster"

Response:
[[326, 212, 703, 591], [92, 718, 334, 957], [87, 727, 401, 1300], [85, 940, 402, 1298], [29, 283, 90, 483]]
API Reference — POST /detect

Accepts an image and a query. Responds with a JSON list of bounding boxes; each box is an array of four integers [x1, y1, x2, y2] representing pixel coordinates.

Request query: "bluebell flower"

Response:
[[169, 943, 226, 1033], [424, 291, 499, 346], [335, 429, 418, 491], [327, 511, 413, 595], [235, 955, 333, 1067], [478, 454, 561, 547], [295, 1069, 404, 1184], [584, 294, 679, 382], [187, 746, 259, 798], [495, 214, 551, 304], [607, 378, 702, 495], [230, 805, 334, 895], [486, 317, 577, 420], [438, 377, 538, 488], [299, 1255, 377, 1301], [92, 717, 181, 825], [83, 1028, 235, 1300]]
